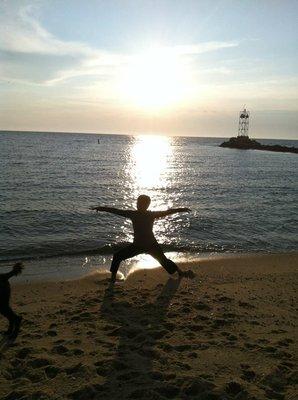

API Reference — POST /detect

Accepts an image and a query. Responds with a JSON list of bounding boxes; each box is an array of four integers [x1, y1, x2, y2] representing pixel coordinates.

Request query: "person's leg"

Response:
[[10, 313, 22, 339], [110, 244, 141, 282], [149, 245, 195, 278], [148, 245, 179, 275], [0, 303, 20, 336]]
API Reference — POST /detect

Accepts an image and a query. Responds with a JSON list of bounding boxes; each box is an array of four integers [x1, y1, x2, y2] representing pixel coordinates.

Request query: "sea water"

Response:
[[0, 131, 297, 280]]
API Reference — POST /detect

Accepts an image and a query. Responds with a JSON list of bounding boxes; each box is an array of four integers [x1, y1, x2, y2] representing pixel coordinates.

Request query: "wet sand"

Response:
[[0, 253, 297, 400]]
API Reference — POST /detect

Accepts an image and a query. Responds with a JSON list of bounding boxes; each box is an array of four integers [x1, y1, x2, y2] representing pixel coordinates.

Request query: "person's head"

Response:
[[137, 194, 151, 211]]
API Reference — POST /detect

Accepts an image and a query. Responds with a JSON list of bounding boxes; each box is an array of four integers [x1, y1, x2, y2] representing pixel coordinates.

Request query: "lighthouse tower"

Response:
[[238, 107, 250, 137]]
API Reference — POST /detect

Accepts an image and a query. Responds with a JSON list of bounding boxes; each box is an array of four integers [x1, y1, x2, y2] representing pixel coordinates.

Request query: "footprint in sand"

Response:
[[16, 347, 33, 359], [174, 344, 192, 352], [277, 338, 293, 347], [64, 363, 90, 377], [188, 351, 198, 358], [95, 362, 112, 377], [261, 368, 288, 398], [212, 318, 229, 328], [53, 339, 65, 344], [217, 295, 233, 302], [45, 365, 60, 379], [240, 365, 256, 382], [155, 384, 180, 398], [182, 377, 215, 397], [68, 384, 104, 400], [51, 344, 69, 355], [27, 358, 52, 369], [194, 315, 209, 322], [117, 371, 136, 381], [238, 301, 255, 309], [195, 302, 211, 311], [27, 371, 44, 383], [46, 330, 57, 337], [225, 381, 244, 396], [72, 348, 84, 356], [188, 324, 204, 332]]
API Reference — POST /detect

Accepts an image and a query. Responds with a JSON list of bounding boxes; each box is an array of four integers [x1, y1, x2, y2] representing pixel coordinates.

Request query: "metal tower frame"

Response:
[[238, 108, 250, 137]]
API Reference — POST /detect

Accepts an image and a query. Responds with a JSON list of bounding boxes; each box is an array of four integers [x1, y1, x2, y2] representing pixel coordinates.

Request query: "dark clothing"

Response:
[[0, 275, 11, 302], [0, 274, 18, 330], [129, 211, 156, 246], [101, 208, 177, 247], [110, 243, 178, 275], [99, 207, 182, 275], [0, 304, 17, 328]]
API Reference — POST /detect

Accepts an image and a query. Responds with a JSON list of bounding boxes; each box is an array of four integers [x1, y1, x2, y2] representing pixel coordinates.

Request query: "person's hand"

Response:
[[13, 262, 24, 275]]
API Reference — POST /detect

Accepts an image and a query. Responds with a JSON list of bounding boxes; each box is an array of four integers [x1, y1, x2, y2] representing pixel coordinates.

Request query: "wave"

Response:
[[0, 241, 234, 264]]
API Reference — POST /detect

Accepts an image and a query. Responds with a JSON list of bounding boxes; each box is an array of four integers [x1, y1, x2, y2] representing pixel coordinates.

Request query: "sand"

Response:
[[0, 253, 297, 400]]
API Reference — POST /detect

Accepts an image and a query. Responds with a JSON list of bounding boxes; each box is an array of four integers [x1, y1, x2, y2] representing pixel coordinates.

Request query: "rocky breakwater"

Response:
[[220, 136, 298, 154]]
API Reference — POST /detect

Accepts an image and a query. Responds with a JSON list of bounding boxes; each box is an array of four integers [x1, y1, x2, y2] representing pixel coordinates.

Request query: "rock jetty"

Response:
[[220, 136, 298, 154]]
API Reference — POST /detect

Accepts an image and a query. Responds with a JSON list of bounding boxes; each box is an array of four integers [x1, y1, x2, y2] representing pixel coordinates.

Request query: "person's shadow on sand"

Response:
[[99, 277, 181, 399]]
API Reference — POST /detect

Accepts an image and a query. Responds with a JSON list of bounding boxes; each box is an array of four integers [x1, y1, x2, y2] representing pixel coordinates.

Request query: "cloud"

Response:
[[158, 42, 238, 56], [0, 1, 239, 86], [0, 1, 94, 56], [0, 1, 127, 84]]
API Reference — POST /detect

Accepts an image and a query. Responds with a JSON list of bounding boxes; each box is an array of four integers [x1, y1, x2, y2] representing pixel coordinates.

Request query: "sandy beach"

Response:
[[0, 253, 297, 400]]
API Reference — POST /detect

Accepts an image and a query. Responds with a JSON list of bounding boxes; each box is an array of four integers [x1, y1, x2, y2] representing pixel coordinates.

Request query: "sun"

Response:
[[119, 47, 191, 111]]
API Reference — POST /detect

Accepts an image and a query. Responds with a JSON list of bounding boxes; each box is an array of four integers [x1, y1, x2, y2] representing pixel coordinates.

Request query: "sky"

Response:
[[0, 0, 297, 138]]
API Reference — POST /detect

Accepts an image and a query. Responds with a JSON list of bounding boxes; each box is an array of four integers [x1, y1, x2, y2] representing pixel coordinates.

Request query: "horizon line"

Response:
[[0, 129, 297, 141]]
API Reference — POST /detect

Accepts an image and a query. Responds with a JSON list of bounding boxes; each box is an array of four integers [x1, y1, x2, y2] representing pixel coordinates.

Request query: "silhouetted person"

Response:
[[91, 195, 195, 282], [0, 262, 23, 339]]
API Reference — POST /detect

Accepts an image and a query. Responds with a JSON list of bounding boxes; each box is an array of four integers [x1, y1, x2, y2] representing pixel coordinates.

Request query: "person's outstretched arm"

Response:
[[152, 208, 191, 219], [90, 206, 133, 218], [0, 262, 24, 281]]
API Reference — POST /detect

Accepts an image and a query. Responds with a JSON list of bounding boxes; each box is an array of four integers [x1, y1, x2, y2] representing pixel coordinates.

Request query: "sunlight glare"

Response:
[[130, 135, 172, 189], [119, 47, 191, 111]]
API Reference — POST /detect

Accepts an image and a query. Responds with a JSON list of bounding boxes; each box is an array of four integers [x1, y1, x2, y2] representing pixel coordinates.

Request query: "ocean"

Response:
[[1, 131, 297, 280]]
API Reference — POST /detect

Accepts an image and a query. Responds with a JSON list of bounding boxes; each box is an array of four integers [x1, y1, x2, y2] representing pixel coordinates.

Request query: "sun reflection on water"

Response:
[[120, 134, 183, 266], [130, 135, 172, 190]]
